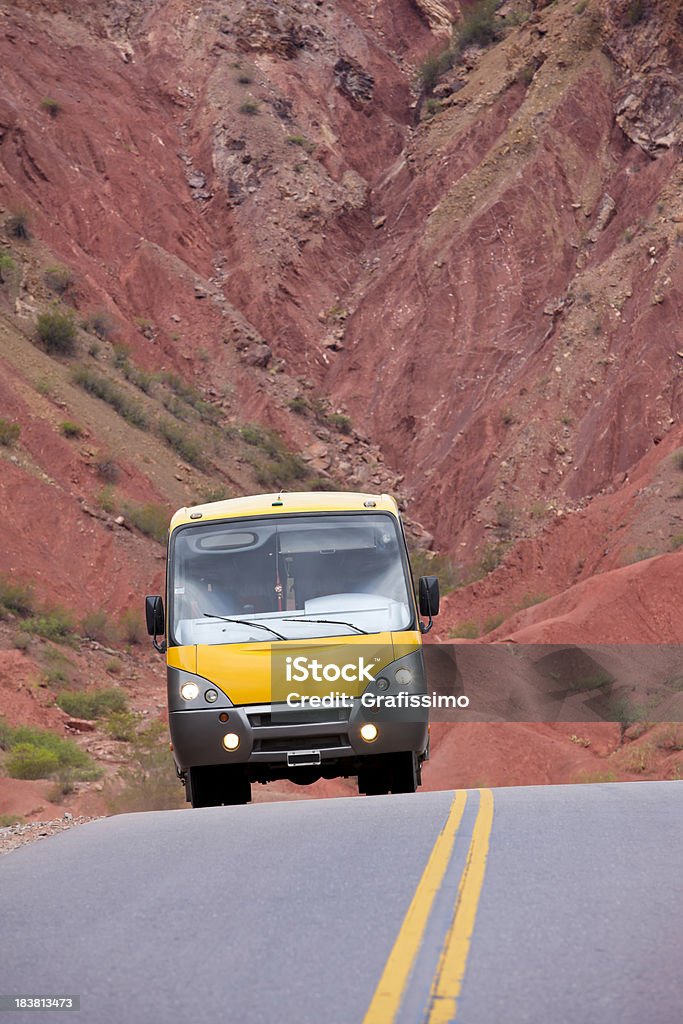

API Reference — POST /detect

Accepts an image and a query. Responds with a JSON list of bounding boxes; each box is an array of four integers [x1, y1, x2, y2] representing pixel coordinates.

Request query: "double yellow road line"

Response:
[[363, 789, 494, 1024]]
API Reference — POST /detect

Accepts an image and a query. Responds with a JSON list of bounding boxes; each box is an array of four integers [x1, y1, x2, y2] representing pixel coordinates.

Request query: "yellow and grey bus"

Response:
[[146, 491, 439, 806]]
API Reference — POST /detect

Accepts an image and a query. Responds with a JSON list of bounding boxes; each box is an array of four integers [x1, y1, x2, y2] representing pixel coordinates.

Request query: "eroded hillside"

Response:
[[1, 0, 683, 820]]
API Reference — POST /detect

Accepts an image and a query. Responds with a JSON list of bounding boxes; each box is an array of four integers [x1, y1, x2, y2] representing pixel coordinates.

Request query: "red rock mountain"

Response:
[[1, 0, 682, 815]]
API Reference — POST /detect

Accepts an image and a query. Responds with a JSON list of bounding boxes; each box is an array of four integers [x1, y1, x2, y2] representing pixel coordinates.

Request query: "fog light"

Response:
[[376, 678, 389, 691], [205, 689, 218, 703], [222, 732, 240, 751], [360, 723, 378, 743], [180, 682, 199, 701], [395, 669, 413, 686]]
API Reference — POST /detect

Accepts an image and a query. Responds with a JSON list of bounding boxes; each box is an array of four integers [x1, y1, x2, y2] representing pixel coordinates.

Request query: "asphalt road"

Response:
[[1, 781, 681, 1024]]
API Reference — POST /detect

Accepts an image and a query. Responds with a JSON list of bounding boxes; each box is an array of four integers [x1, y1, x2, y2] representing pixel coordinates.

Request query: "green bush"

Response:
[[106, 720, 184, 813], [72, 366, 147, 428], [40, 97, 61, 117], [308, 477, 338, 491], [196, 485, 231, 504], [475, 541, 509, 577], [241, 424, 308, 487], [482, 613, 505, 634], [493, 502, 516, 533], [122, 501, 168, 544], [85, 310, 116, 341], [7, 211, 30, 240], [418, 47, 456, 93], [104, 710, 141, 742], [44, 265, 72, 295], [241, 424, 269, 447], [449, 620, 480, 639], [458, 0, 499, 48], [82, 609, 120, 644], [517, 592, 549, 610], [0, 813, 22, 827], [56, 687, 127, 719], [41, 647, 74, 688], [12, 632, 32, 651], [288, 396, 310, 415], [0, 717, 15, 750], [252, 453, 308, 489], [0, 250, 16, 283], [25, 608, 76, 645], [240, 100, 260, 115], [1, 719, 101, 781], [48, 768, 78, 801], [59, 421, 83, 439], [111, 342, 131, 368], [119, 608, 145, 645], [7, 743, 60, 779], [98, 485, 116, 513], [418, 0, 500, 94], [162, 394, 188, 421], [134, 317, 155, 340], [286, 135, 315, 153], [36, 308, 77, 355], [94, 456, 119, 483], [327, 413, 352, 435], [162, 373, 220, 424], [0, 419, 20, 447], [121, 360, 155, 394], [0, 576, 34, 616], [157, 418, 204, 467]]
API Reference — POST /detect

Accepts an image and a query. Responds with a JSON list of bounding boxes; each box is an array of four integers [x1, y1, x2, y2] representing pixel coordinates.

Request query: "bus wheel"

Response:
[[221, 768, 251, 806], [357, 756, 391, 796], [187, 766, 251, 807], [389, 752, 420, 794]]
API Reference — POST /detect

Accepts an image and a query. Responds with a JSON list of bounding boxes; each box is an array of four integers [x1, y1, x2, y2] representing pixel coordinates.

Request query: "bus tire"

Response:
[[358, 752, 421, 796], [357, 757, 391, 796], [188, 766, 251, 807], [390, 752, 420, 794]]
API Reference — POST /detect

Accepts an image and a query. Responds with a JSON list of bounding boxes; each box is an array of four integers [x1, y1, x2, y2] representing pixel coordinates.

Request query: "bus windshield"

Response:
[[170, 512, 414, 645]]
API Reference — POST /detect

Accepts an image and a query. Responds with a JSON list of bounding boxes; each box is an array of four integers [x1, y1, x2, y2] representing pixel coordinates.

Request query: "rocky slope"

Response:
[[1, 0, 682, 818]]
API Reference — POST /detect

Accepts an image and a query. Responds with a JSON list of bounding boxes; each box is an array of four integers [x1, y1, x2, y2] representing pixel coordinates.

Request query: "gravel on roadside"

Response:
[[0, 813, 103, 855]]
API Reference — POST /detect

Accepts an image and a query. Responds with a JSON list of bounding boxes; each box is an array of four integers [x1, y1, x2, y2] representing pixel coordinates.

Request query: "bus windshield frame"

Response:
[[167, 511, 416, 647]]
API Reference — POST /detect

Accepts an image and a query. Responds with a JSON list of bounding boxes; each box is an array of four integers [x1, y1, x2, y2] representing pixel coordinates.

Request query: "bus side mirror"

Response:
[[145, 595, 165, 637], [419, 576, 440, 618]]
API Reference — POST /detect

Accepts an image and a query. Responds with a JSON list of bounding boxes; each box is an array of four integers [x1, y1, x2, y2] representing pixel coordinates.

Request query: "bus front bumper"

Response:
[[169, 701, 429, 774]]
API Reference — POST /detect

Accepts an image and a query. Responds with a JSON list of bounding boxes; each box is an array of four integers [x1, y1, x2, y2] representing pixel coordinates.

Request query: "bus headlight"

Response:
[[395, 668, 413, 686], [180, 682, 200, 701], [205, 689, 218, 703], [360, 723, 379, 743], [222, 732, 240, 751]]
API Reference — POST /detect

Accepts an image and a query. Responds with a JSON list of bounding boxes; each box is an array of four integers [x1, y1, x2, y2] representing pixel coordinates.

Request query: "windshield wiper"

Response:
[[203, 613, 287, 641], [287, 617, 369, 635]]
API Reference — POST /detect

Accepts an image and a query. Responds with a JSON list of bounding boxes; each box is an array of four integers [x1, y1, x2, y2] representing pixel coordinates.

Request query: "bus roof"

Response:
[[170, 491, 400, 532]]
